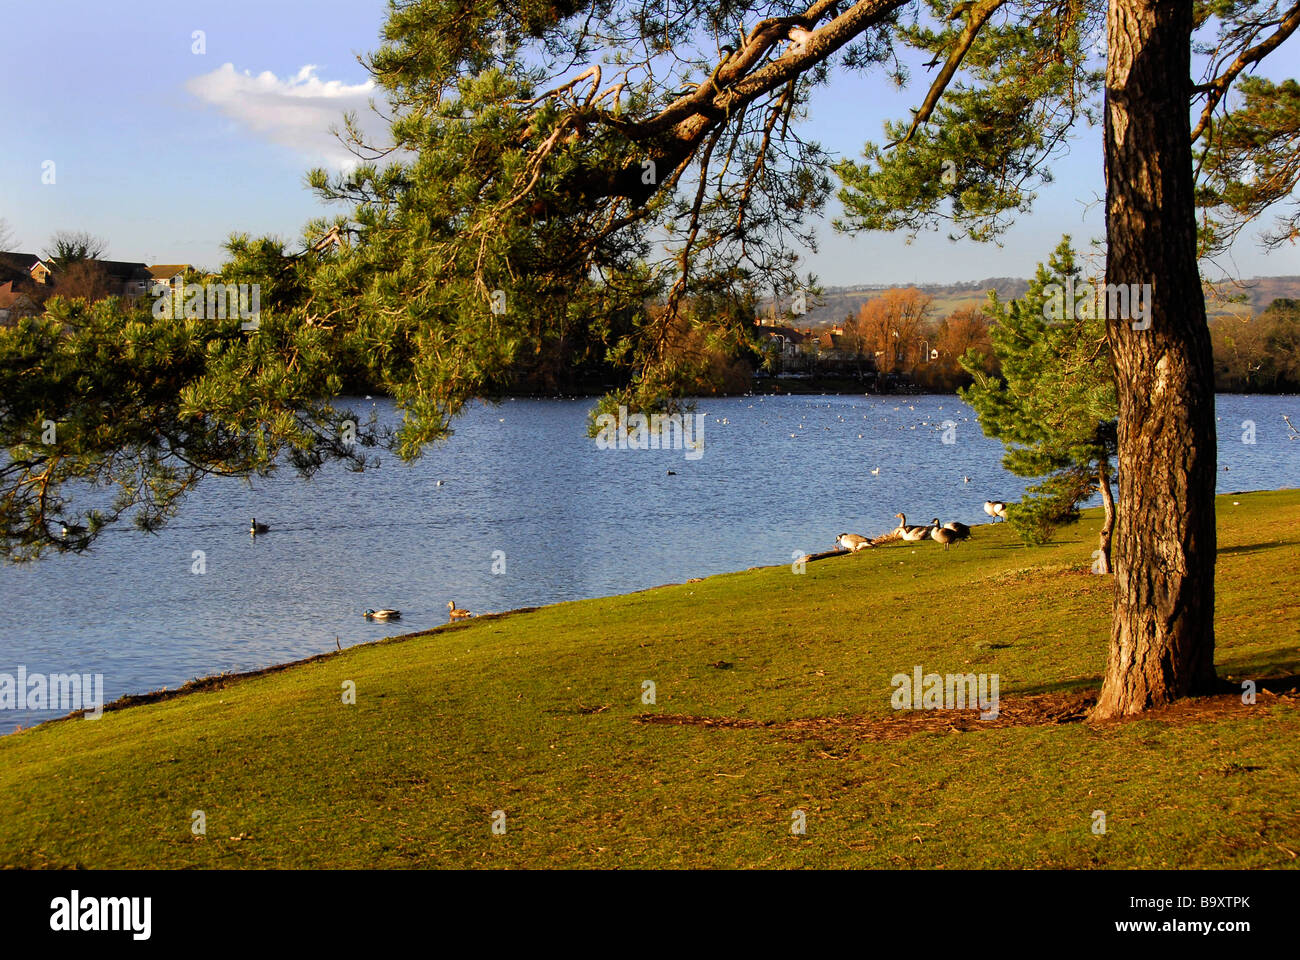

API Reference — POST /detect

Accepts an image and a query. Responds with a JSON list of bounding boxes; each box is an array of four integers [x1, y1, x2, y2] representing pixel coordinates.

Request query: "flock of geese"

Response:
[[249, 518, 472, 626], [836, 500, 1009, 553]]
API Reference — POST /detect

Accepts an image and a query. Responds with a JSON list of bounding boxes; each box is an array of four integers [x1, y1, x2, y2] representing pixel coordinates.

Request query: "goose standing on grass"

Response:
[[929, 518, 970, 549], [930, 526, 961, 549], [983, 501, 1008, 522], [836, 533, 873, 553], [250, 518, 270, 535], [894, 513, 933, 541], [447, 600, 472, 621], [931, 517, 971, 539], [364, 608, 401, 621]]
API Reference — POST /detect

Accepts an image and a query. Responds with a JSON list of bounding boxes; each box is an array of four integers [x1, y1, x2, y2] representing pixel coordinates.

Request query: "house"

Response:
[[762, 324, 810, 358], [0, 253, 197, 302], [0, 253, 56, 323], [90, 260, 151, 297], [0, 281, 41, 325], [143, 264, 191, 295], [0, 251, 54, 287]]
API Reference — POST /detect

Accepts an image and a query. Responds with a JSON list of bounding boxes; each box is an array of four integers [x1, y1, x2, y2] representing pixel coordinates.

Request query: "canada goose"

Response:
[[364, 608, 401, 621], [59, 522, 86, 538], [447, 600, 472, 621], [929, 518, 970, 549], [931, 517, 971, 539], [836, 533, 872, 553], [894, 513, 933, 541], [983, 501, 1008, 522], [930, 526, 961, 549], [250, 518, 269, 535]]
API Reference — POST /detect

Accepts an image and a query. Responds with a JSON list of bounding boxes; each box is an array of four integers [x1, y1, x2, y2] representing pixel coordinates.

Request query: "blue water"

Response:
[[1, 392, 1296, 732]]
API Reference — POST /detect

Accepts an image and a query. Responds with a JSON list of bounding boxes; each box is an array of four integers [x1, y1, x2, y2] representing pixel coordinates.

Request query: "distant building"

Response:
[[0, 251, 54, 286], [0, 253, 56, 323], [92, 260, 151, 298], [142, 264, 192, 295], [0, 253, 194, 306], [762, 324, 810, 358], [0, 281, 41, 325]]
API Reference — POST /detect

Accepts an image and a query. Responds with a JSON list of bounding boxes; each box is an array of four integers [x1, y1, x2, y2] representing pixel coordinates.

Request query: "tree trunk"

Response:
[[1097, 461, 1115, 574], [1093, 0, 1219, 718]]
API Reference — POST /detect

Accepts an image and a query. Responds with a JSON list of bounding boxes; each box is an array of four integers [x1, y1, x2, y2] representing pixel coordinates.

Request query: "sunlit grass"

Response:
[[0, 490, 1296, 868]]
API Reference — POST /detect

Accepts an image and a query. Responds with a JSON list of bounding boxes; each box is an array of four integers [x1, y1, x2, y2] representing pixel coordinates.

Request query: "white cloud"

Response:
[[187, 63, 383, 168]]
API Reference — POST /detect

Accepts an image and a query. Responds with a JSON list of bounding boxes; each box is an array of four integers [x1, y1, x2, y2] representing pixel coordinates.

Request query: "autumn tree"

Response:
[[1210, 298, 1300, 390], [919, 305, 995, 388], [851, 287, 934, 372]]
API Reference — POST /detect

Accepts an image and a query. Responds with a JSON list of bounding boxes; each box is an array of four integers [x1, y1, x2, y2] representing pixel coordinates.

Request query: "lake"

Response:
[[2, 392, 1297, 731]]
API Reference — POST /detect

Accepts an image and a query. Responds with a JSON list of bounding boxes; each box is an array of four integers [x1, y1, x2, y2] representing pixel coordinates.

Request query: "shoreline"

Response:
[[12, 486, 1295, 737]]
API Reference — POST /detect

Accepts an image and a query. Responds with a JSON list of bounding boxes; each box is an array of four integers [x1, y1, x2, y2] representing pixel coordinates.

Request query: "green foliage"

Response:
[[1195, 71, 1300, 258], [959, 237, 1117, 545], [0, 287, 379, 560], [835, 0, 1103, 242], [303, 0, 841, 435]]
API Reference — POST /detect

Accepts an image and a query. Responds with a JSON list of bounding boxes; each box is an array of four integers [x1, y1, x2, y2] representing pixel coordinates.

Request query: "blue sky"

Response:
[[2, 0, 1297, 285]]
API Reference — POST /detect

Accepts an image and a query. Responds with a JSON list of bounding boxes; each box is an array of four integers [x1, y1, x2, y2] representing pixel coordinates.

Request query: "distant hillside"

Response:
[[779, 275, 1300, 327]]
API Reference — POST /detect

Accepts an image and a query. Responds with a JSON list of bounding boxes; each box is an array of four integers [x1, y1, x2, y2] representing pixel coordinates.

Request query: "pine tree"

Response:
[[960, 237, 1117, 568]]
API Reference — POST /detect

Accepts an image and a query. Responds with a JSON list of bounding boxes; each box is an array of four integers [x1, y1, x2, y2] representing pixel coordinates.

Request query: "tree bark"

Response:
[[1097, 460, 1115, 574], [1093, 0, 1219, 718]]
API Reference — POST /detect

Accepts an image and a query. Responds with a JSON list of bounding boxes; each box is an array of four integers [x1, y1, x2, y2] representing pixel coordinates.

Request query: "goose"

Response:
[[894, 513, 933, 541], [836, 533, 872, 553], [930, 525, 962, 549], [983, 501, 1008, 522], [250, 518, 270, 535], [931, 517, 971, 539], [447, 600, 472, 621], [60, 521, 86, 538], [364, 608, 401, 621]]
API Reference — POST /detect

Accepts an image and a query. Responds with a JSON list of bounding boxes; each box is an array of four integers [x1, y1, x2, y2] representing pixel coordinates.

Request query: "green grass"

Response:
[[2, 491, 1298, 868]]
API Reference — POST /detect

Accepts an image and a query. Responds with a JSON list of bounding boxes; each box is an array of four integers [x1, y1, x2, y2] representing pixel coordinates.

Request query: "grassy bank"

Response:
[[1, 491, 1297, 868]]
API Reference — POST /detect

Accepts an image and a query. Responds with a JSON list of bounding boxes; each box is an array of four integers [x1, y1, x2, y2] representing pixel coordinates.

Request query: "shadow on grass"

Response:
[[1219, 539, 1296, 556]]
